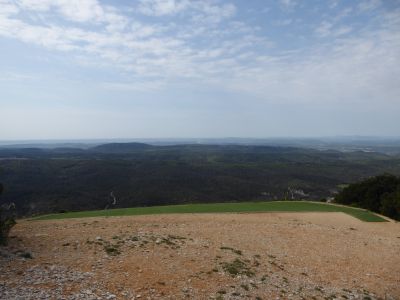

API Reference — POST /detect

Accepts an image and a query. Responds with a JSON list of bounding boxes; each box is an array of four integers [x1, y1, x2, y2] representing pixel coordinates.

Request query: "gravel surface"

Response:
[[1, 212, 399, 299]]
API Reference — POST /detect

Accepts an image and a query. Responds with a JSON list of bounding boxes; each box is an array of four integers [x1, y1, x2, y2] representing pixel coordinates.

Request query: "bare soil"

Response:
[[1, 212, 400, 299]]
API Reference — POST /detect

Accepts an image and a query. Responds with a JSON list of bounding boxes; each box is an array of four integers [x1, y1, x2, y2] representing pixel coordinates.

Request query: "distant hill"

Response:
[[2, 137, 400, 154], [90, 142, 153, 153]]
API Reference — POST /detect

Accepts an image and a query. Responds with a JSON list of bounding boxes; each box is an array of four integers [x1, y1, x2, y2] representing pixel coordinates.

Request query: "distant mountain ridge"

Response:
[[1, 137, 400, 154]]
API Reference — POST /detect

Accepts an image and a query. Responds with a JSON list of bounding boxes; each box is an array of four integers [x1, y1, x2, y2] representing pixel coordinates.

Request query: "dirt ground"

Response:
[[1, 212, 400, 299]]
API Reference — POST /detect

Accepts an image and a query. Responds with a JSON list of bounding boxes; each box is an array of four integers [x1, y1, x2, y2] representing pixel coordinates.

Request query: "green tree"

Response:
[[335, 174, 400, 221], [380, 188, 400, 220], [0, 183, 17, 245]]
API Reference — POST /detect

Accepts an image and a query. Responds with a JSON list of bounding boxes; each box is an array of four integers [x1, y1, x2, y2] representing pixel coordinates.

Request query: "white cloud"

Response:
[[101, 80, 166, 92], [279, 0, 297, 10], [333, 7, 353, 22], [138, 0, 189, 16], [192, 1, 236, 23], [130, 22, 161, 38], [334, 25, 353, 36], [17, 0, 102, 22], [315, 21, 333, 37], [358, 0, 381, 12], [15, 0, 52, 12], [0, 71, 36, 82], [0, 0, 19, 16], [0, 0, 241, 81], [223, 27, 400, 105], [15, 0, 128, 29], [315, 21, 353, 37], [329, 0, 339, 9], [138, 0, 236, 23], [273, 19, 293, 26]]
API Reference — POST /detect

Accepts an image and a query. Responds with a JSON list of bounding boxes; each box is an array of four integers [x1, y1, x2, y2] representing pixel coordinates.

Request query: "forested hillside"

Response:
[[1, 143, 400, 216]]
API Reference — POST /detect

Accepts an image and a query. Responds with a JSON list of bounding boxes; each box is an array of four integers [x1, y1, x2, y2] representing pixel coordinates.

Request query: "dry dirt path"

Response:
[[1, 212, 399, 299]]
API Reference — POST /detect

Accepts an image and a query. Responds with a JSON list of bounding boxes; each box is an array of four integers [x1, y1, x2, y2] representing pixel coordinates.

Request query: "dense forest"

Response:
[[335, 174, 400, 220], [1, 143, 400, 216]]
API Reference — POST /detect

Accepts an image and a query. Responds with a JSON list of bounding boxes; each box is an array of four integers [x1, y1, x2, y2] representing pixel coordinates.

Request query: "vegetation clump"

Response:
[[220, 246, 242, 255], [16, 250, 33, 259], [104, 244, 121, 256], [335, 174, 400, 220], [221, 258, 255, 277]]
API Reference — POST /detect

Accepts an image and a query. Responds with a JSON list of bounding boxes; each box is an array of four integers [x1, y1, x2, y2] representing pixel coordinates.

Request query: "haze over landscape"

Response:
[[1, 0, 400, 139]]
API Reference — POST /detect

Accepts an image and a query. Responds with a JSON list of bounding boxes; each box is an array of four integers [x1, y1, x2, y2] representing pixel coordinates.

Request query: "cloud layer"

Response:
[[1, 0, 399, 102]]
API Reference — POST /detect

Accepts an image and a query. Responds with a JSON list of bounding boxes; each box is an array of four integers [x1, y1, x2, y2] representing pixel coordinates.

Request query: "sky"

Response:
[[0, 0, 399, 140]]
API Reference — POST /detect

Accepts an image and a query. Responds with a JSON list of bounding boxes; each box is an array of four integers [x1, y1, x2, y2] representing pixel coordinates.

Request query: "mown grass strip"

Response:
[[32, 201, 386, 222]]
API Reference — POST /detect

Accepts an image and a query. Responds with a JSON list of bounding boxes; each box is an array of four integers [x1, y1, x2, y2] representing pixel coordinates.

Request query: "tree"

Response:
[[0, 183, 17, 245], [380, 188, 400, 220], [335, 174, 400, 221]]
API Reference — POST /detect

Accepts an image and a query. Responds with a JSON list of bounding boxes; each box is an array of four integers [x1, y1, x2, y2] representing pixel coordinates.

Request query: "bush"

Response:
[[0, 183, 17, 245], [0, 211, 16, 245]]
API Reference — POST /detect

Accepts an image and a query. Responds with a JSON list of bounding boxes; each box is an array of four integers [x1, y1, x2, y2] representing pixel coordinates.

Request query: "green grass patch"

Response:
[[31, 201, 386, 222]]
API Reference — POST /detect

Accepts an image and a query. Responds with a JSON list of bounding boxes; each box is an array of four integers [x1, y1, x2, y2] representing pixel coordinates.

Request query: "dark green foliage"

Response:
[[380, 187, 400, 220], [335, 174, 400, 220], [0, 183, 17, 245]]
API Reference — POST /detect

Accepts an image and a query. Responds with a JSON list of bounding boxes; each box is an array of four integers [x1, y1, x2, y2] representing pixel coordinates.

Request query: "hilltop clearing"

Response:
[[34, 201, 386, 222], [1, 212, 399, 299]]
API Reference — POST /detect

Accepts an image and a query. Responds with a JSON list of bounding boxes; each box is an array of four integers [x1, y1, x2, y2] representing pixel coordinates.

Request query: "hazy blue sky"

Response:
[[1, 0, 399, 139]]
